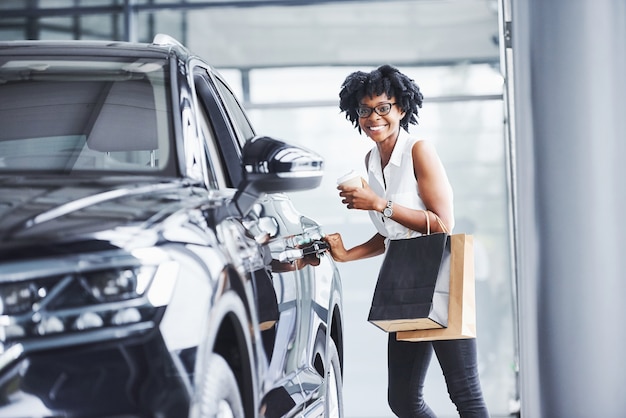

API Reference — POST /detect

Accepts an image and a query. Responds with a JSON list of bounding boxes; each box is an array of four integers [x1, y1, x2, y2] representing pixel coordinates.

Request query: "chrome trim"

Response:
[[0, 343, 24, 371], [0, 321, 154, 370]]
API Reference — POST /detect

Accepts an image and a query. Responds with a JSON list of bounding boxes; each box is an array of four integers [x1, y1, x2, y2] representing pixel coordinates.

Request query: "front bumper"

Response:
[[0, 309, 193, 418]]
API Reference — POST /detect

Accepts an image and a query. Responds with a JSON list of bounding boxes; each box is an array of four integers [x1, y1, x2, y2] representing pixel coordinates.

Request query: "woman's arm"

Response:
[[337, 141, 453, 234], [412, 140, 454, 232], [368, 140, 454, 234], [323, 232, 386, 262]]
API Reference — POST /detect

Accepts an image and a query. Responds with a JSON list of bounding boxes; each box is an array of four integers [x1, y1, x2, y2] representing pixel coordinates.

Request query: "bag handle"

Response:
[[421, 209, 449, 234]]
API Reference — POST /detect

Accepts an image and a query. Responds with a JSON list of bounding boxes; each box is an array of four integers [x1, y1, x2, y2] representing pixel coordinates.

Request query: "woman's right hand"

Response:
[[338, 179, 386, 213]]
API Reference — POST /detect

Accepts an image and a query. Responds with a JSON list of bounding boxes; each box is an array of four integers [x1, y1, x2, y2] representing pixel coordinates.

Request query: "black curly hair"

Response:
[[339, 64, 423, 134]]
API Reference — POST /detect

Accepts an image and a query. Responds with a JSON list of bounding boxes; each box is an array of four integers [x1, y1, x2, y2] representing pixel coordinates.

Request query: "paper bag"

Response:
[[396, 233, 476, 342]]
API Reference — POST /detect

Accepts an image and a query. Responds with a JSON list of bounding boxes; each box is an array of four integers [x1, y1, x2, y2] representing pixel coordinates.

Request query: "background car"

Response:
[[0, 34, 343, 418]]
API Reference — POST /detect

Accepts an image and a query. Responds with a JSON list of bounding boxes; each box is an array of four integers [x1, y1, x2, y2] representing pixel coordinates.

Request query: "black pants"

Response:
[[387, 334, 489, 418]]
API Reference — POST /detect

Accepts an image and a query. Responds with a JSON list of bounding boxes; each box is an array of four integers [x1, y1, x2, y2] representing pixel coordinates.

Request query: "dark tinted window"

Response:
[[214, 76, 255, 149]]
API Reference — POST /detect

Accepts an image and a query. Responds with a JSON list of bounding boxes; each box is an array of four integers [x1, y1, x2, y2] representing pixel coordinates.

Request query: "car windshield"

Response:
[[0, 55, 174, 174]]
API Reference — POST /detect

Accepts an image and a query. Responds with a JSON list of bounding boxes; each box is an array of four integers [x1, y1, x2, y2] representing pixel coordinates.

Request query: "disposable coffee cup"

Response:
[[337, 170, 363, 188]]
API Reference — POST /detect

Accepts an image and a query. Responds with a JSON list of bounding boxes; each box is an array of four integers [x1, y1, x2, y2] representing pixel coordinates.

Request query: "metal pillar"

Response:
[[511, 1, 626, 416]]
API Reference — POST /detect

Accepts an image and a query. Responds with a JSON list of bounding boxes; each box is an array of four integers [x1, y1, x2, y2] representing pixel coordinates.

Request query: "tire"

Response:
[[324, 339, 344, 418], [197, 353, 245, 418]]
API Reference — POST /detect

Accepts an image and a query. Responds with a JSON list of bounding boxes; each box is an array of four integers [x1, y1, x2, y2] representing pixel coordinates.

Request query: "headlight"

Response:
[[80, 269, 139, 303], [0, 283, 42, 316], [73, 312, 105, 330], [0, 262, 167, 345], [36, 316, 65, 335]]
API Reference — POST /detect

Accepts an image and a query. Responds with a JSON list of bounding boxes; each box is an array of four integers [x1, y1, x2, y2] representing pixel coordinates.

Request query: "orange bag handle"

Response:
[[421, 209, 449, 234]]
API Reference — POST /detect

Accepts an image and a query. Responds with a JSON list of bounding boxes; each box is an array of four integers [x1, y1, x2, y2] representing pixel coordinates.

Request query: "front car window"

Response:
[[0, 55, 174, 175], [214, 76, 255, 150]]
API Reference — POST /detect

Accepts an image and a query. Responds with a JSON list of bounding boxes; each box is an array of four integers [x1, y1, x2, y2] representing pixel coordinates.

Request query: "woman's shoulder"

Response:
[[401, 130, 430, 148], [409, 139, 443, 171], [410, 138, 437, 154]]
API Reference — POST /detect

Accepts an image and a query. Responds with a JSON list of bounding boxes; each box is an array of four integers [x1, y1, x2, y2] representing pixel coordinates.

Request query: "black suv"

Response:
[[0, 35, 343, 418]]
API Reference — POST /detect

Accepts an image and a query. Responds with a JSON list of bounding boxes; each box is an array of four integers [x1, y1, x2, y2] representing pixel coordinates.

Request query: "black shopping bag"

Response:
[[367, 233, 450, 332], [397, 233, 476, 342]]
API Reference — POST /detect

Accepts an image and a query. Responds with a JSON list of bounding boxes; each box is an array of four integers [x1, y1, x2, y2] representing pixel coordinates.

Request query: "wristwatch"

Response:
[[382, 200, 393, 218]]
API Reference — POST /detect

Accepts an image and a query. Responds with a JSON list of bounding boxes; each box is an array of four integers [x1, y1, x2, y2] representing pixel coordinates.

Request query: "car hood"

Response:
[[0, 176, 212, 248]]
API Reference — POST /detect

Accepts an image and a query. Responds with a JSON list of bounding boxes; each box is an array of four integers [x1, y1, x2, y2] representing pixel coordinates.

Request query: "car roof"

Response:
[[0, 35, 191, 61]]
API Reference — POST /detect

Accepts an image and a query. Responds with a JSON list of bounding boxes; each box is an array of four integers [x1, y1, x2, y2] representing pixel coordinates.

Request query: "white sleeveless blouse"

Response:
[[367, 130, 428, 242]]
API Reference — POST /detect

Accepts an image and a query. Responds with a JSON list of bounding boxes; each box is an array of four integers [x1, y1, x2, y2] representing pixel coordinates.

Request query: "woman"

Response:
[[323, 64, 489, 418]]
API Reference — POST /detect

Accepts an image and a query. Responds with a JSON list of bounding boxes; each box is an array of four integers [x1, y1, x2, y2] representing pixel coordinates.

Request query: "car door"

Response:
[[191, 66, 329, 415]]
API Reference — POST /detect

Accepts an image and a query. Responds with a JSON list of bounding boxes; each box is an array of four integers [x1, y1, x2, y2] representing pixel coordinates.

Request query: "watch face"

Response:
[[383, 207, 393, 217]]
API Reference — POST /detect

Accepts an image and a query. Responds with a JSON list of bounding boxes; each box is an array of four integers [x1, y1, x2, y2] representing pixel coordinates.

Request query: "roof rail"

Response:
[[152, 34, 184, 48]]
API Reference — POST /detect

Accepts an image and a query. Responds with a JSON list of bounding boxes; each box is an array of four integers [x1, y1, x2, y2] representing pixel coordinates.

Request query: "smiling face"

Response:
[[357, 93, 405, 144]]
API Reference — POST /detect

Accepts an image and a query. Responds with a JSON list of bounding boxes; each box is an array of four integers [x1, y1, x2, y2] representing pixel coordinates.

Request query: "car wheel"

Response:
[[198, 353, 245, 418], [325, 340, 344, 418]]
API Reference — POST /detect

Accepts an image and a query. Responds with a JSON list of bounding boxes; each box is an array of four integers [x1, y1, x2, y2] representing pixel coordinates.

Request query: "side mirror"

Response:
[[235, 136, 324, 215]]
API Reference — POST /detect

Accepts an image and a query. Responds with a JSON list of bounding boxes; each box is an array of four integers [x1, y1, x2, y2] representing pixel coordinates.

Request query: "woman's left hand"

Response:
[[323, 232, 350, 262]]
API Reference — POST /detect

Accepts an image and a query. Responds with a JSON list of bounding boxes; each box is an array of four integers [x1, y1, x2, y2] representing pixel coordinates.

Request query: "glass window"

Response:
[[0, 56, 174, 175], [196, 100, 227, 190], [214, 76, 255, 148], [249, 67, 350, 104]]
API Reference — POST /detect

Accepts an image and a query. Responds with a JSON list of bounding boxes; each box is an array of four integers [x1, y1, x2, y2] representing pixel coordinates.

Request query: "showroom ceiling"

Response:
[[0, 0, 501, 69], [185, 0, 501, 69]]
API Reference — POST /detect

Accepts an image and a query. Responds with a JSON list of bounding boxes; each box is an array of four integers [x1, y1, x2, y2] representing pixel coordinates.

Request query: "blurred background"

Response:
[[0, 1, 517, 416]]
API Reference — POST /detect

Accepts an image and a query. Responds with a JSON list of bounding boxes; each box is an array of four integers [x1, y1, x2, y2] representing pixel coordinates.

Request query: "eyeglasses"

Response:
[[356, 102, 397, 118]]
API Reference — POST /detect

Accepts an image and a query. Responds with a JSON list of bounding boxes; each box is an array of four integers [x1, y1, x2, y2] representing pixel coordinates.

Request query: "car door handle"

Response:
[[277, 240, 328, 263], [243, 215, 279, 244]]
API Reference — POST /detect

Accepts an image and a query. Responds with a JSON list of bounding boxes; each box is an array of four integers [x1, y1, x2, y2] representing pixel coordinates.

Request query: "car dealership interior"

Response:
[[2, 1, 625, 418]]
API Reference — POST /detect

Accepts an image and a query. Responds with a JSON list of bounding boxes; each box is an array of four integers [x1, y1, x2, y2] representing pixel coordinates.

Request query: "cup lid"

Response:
[[337, 170, 360, 184]]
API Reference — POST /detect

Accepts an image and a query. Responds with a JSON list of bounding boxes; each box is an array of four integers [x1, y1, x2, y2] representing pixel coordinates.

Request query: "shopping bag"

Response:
[[396, 233, 476, 342], [367, 232, 451, 332]]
